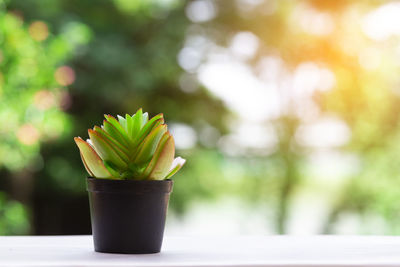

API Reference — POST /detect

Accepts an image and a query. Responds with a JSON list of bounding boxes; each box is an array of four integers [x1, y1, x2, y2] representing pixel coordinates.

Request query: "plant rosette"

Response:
[[74, 109, 185, 254]]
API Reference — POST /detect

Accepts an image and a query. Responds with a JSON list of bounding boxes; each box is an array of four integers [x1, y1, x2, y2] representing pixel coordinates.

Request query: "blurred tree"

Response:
[[184, 0, 400, 234], [4, 0, 400, 236], [2, 0, 229, 234], [0, 1, 79, 233], [0, 192, 29, 234]]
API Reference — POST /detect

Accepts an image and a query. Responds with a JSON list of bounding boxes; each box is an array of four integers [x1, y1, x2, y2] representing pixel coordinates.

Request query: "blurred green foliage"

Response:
[[0, 1, 78, 233], [0, 9, 72, 171], [0, 0, 228, 234], [2, 0, 400, 235], [0, 192, 29, 234]]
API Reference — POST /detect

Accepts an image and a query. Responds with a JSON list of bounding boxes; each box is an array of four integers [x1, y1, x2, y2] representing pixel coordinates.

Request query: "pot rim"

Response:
[[87, 177, 173, 194]]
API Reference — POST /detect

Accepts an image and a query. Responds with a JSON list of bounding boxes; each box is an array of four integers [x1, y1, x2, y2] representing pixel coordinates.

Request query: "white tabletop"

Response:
[[1, 235, 400, 267]]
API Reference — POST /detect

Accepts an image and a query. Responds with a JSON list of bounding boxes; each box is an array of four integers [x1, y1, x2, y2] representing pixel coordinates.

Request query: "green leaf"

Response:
[[88, 129, 128, 169], [74, 137, 113, 179], [142, 112, 149, 127], [125, 113, 134, 139], [104, 115, 130, 145], [79, 152, 94, 177], [165, 157, 186, 179], [142, 132, 170, 178], [134, 124, 167, 164], [103, 120, 131, 148], [103, 161, 121, 178], [135, 114, 164, 147], [149, 133, 175, 180], [131, 108, 142, 140], [117, 115, 127, 131], [93, 126, 130, 162]]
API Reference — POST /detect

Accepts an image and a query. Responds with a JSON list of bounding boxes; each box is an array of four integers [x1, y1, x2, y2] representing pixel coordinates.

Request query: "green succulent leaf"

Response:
[[142, 132, 170, 178], [148, 133, 175, 180], [79, 152, 94, 177], [74, 137, 113, 178], [165, 157, 186, 179], [125, 113, 134, 138], [88, 129, 128, 169], [142, 112, 149, 127], [93, 126, 130, 162], [104, 115, 130, 145], [131, 108, 143, 139], [135, 114, 164, 147], [103, 120, 131, 148], [103, 161, 121, 178], [117, 115, 127, 131], [134, 124, 167, 164], [75, 110, 185, 180]]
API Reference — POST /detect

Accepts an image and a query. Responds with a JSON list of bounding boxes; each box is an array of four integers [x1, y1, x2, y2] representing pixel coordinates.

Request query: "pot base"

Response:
[[94, 247, 161, 254]]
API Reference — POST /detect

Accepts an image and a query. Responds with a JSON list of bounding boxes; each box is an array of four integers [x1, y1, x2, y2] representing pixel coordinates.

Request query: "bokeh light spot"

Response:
[[362, 2, 400, 41], [178, 47, 202, 72], [292, 4, 334, 36], [17, 124, 40, 145], [29, 21, 49, 41], [229, 31, 259, 60], [169, 123, 197, 149], [33, 90, 56, 110], [186, 0, 217, 23], [55, 66, 75, 86]]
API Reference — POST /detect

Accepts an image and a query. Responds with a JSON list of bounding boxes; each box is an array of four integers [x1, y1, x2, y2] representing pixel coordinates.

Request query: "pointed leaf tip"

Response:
[[165, 156, 186, 179], [131, 109, 143, 140], [74, 137, 112, 178], [93, 126, 130, 160], [117, 115, 127, 131], [134, 124, 167, 164], [148, 133, 175, 180], [88, 129, 128, 169], [103, 119, 130, 148], [134, 113, 165, 147]]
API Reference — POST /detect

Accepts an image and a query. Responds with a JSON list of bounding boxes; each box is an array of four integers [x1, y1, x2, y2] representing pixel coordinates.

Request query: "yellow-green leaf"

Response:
[[142, 112, 149, 127], [135, 114, 164, 146], [79, 152, 94, 177], [94, 126, 130, 162], [74, 137, 113, 179], [88, 129, 128, 169], [117, 115, 127, 131], [126, 113, 134, 140], [142, 132, 170, 178], [104, 115, 130, 145], [131, 108, 142, 140], [134, 124, 167, 164], [149, 133, 175, 180], [103, 120, 131, 148]]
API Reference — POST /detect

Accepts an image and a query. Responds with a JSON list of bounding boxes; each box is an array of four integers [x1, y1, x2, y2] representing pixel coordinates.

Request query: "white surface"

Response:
[[1, 235, 400, 267]]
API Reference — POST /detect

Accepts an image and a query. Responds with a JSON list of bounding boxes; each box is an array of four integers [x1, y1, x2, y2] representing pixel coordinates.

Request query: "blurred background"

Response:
[[1, 0, 400, 235]]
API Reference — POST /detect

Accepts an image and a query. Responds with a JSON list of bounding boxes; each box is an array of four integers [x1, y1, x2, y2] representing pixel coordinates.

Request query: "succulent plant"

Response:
[[74, 109, 185, 180]]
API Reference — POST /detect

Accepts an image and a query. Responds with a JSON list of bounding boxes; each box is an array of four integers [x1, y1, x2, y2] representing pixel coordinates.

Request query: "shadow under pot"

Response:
[[86, 177, 173, 254]]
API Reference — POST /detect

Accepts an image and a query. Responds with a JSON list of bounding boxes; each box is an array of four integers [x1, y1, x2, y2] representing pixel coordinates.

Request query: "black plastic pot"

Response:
[[86, 178, 173, 254]]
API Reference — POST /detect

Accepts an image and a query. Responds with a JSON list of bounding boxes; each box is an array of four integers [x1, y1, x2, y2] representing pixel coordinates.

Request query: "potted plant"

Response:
[[74, 109, 185, 254]]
